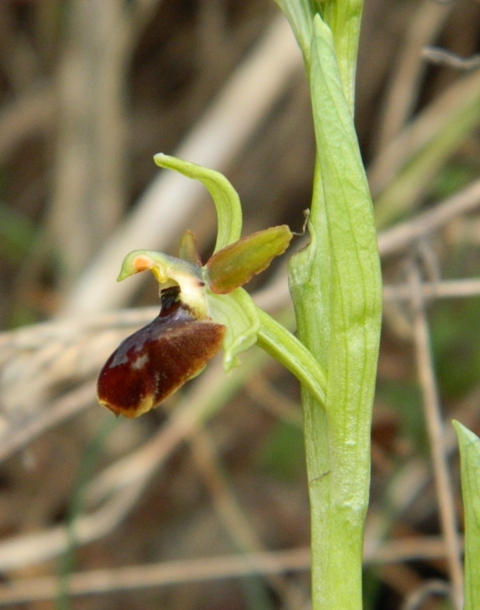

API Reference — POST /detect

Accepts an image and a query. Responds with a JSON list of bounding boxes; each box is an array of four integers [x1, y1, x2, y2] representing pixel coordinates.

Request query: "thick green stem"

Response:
[[276, 6, 381, 610]]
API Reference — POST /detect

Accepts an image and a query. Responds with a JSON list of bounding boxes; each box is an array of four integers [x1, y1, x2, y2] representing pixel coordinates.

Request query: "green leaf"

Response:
[[273, 0, 314, 67], [291, 11, 382, 479], [206, 288, 260, 372], [206, 225, 293, 294], [273, 0, 363, 112], [154, 153, 242, 252], [453, 420, 480, 610], [316, 0, 363, 110]]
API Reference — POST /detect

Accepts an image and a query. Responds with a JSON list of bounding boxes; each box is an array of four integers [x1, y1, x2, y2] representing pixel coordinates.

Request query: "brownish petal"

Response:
[[179, 230, 203, 266], [97, 289, 225, 418], [206, 225, 292, 294]]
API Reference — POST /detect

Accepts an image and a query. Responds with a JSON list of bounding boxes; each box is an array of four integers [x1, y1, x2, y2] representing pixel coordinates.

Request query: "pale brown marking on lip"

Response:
[[133, 255, 153, 273]]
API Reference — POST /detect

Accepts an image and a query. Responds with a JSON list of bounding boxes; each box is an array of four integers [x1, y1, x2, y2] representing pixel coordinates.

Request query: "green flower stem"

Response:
[[276, 5, 381, 610], [256, 307, 327, 410]]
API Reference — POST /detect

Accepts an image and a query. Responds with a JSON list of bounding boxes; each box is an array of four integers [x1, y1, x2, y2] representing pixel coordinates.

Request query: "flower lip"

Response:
[[97, 286, 226, 418]]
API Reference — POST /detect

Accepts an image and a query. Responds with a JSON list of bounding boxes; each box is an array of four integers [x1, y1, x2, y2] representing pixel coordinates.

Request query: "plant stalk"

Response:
[[274, 3, 382, 609]]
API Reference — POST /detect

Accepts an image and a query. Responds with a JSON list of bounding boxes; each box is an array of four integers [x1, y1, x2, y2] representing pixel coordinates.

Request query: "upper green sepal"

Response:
[[206, 225, 293, 294], [153, 153, 242, 253]]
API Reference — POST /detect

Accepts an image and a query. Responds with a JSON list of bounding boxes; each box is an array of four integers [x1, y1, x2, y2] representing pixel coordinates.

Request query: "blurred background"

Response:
[[1, 0, 480, 608]]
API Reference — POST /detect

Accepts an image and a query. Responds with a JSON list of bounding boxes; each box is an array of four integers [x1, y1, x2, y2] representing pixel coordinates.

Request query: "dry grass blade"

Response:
[[384, 278, 480, 302], [408, 261, 463, 610], [378, 177, 480, 257], [375, 0, 452, 149], [0, 536, 454, 606], [369, 68, 480, 199], [0, 535, 457, 608], [422, 46, 480, 70]]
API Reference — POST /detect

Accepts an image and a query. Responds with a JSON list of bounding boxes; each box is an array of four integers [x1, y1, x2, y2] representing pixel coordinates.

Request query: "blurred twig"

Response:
[[384, 278, 480, 302], [369, 67, 480, 223], [422, 46, 480, 70], [378, 177, 480, 257], [189, 427, 307, 610], [400, 580, 451, 610], [0, 536, 453, 606], [47, 0, 130, 288], [0, 381, 95, 464], [407, 259, 463, 610], [375, 0, 452, 150]]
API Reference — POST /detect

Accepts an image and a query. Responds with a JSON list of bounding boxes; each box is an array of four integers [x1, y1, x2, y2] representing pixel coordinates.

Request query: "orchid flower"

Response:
[[98, 220, 292, 418]]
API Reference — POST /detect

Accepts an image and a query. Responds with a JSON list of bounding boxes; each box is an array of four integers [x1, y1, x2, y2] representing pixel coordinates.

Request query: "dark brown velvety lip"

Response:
[[97, 288, 225, 418]]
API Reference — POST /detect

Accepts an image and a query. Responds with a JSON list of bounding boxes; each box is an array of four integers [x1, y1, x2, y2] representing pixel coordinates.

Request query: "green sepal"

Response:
[[453, 420, 480, 610], [205, 287, 260, 371], [117, 249, 207, 319], [154, 153, 242, 253], [206, 225, 293, 294], [117, 249, 200, 283]]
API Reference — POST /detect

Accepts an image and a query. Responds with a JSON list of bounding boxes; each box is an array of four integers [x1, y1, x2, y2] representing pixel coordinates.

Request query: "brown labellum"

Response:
[[97, 287, 226, 418]]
